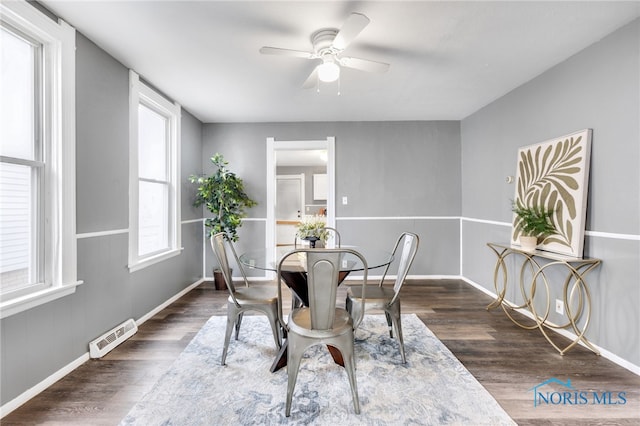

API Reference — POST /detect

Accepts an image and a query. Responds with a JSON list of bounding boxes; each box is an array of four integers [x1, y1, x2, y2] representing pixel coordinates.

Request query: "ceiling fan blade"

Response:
[[302, 67, 319, 89], [332, 12, 370, 50], [259, 46, 315, 59], [340, 56, 390, 73]]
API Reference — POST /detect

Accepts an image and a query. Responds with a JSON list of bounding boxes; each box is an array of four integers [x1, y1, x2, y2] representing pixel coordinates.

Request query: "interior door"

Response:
[[276, 174, 304, 246]]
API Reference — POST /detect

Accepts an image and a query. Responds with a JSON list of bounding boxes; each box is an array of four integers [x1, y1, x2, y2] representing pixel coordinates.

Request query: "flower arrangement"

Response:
[[296, 215, 329, 243]]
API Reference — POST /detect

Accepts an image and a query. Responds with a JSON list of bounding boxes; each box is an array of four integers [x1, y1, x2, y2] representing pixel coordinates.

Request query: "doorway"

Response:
[[266, 137, 335, 261]]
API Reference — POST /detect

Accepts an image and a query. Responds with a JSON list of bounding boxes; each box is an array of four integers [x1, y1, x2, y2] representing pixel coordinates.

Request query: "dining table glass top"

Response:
[[239, 245, 393, 273]]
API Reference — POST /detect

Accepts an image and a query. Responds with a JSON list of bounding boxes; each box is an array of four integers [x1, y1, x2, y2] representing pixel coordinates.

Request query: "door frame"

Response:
[[266, 137, 335, 263]]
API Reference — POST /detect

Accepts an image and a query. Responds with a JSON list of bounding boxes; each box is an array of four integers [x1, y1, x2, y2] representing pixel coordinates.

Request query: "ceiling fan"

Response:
[[259, 12, 390, 89]]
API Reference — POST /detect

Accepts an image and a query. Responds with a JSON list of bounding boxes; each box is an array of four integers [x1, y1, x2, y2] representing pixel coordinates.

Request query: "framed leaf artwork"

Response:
[[511, 129, 592, 258]]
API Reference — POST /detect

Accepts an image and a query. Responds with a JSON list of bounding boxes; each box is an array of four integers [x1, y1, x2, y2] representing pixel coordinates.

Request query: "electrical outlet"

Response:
[[555, 299, 564, 315], [342, 196, 348, 205]]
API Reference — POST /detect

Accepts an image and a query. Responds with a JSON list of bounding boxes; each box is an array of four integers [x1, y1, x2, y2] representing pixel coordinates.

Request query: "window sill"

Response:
[[128, 247, 183, 273], [0, 280, 84, 319]]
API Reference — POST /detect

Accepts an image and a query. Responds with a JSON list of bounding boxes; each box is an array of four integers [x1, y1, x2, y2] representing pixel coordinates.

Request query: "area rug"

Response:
[[120, 314, 515, 425]]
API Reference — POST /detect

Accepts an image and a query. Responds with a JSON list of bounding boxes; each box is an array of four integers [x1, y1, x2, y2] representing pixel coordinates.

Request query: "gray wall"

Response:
[[0, 33, 204, 405], [460, 20, 640, 366], [201, 121, 461, 279]]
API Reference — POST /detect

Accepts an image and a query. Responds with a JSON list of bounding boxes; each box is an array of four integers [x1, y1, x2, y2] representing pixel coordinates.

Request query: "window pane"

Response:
[[0, 26, 36, 160], [138, 180, 169, 256], [138, 104, 167, 181], [0, 162, 35, 292]]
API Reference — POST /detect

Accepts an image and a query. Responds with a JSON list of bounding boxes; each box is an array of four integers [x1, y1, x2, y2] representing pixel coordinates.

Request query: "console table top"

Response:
[[487, 242, 601, 265]]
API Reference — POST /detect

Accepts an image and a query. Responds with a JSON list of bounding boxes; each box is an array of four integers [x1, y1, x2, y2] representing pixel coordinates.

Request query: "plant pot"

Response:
[[303, 236, 320, 248], [519, 236, 538, 251], [213, 268, 229, 291]]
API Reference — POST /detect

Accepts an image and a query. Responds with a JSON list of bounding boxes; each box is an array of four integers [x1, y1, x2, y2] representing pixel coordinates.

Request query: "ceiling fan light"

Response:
[[317, 61, 340, 83]]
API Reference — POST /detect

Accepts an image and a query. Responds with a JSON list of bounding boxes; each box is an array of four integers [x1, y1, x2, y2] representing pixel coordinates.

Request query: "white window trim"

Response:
[[0, 0, 81, 319], [128, 71, 182, 272]]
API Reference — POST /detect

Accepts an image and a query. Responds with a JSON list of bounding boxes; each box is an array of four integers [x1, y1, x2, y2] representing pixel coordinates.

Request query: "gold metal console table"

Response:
[[486, 242, 602, 355]]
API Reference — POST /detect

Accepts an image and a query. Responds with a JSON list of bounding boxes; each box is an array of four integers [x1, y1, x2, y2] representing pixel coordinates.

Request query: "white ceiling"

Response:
[[40, 1, 639, 123]]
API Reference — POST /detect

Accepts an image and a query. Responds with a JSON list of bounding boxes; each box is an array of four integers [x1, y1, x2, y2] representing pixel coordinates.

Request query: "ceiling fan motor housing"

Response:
[[311, 29, 339, 55]]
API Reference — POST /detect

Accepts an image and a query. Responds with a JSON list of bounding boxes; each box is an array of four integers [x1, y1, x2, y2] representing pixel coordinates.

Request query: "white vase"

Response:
[[519, 235, 538, 251]]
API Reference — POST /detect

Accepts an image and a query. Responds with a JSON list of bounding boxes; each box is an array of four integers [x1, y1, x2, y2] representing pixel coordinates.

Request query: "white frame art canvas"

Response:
[[511, 129, 592, 258]]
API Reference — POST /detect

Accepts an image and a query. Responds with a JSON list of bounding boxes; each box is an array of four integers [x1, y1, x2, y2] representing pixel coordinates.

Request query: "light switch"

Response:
[[342, 196, 348, 205]]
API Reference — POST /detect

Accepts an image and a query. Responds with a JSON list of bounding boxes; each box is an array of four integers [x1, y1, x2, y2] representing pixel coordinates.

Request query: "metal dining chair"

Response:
[[210, 232, 282, 365], [321, 226, 341, 247], [345, 232, 419, 363], [277, 248, 368, 416]]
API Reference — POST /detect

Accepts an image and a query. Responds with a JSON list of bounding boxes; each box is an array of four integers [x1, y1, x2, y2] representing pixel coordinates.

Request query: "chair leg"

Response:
[[265, 308, 282, 349], [235, 312, 244, 340], [346, 297, 362, 325], [291, 294, 303, 310], [343, 349, 361, 414], [385, 311, 393, 338], [388, 304, 406, 363], [285, 337, 303, 417], [394, 318, 406, 363], [221, 308, 237, 365]]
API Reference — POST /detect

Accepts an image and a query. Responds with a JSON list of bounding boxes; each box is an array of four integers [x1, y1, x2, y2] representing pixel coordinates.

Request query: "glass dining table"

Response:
[[239, 245, 393, 372]]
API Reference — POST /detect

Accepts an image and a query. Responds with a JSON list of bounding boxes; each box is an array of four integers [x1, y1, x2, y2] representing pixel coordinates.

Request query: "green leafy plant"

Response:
[[189, 153, 257, 241], [296, 215, 329, 242], [512, 201, 556, 242]]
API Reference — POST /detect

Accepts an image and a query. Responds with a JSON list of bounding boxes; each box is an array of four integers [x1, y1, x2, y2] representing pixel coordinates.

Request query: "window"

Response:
[[0, 0, 78, 318], [1, 25, 43, 296], [128, 71, 181, 271]]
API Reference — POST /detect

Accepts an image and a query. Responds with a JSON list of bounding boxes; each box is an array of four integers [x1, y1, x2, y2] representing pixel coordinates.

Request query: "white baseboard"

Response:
[[0, 278, 205, 419], [461, 277, 640, 376]]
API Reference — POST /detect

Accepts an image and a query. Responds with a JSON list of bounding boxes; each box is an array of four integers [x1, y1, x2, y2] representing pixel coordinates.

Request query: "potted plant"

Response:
[[512, 201, 556, 251], [296, 215, 329, 248], [189, 153, 257, 290]]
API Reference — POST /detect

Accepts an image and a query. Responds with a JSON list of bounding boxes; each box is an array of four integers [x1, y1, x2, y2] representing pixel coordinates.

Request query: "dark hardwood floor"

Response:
[[3, 279, 639, 425]]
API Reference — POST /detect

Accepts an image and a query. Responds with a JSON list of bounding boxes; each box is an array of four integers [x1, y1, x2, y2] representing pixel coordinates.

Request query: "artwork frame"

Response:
[[511, 129, 592, 258]]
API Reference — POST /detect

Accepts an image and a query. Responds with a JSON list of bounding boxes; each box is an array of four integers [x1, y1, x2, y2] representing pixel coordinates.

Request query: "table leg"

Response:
[[270, 341, 288, 373], [327, 345, 345, 365]]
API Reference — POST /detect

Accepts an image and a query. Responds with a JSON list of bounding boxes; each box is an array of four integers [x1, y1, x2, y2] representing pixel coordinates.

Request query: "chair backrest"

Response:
[[378, 232, 419, 304], [277, 248, 368, 330], [321, 226, 341, 247], [210, 232, 250, 302]]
